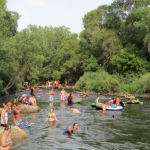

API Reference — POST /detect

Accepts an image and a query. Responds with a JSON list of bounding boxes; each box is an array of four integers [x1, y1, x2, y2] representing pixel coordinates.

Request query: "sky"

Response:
[[7, 0, 113, 34]]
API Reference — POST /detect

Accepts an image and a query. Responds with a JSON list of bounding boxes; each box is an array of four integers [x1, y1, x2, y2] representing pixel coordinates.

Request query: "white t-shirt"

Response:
[[1, 109, 8, 124]]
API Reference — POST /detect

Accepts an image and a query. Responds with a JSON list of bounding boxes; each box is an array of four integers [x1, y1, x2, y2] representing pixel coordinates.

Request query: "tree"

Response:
[[111, 46, 150, 76]]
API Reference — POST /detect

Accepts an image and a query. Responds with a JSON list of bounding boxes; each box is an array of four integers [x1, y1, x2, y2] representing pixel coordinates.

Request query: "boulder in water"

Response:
[[18, 104, 40, 113], [0, 126, 28, 139]]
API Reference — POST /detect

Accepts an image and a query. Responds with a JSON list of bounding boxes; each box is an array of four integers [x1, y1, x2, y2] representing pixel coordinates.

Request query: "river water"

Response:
[[1, 89, 150, 150]]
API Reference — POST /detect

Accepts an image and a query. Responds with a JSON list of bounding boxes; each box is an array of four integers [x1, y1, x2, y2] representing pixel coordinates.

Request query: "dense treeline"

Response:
[[0, 0, 150, 94]]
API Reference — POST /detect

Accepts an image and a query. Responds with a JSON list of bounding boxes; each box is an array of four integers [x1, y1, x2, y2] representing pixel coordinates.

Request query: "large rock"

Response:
[[18, 104, 40, 113], [0, 126, 28, 139]]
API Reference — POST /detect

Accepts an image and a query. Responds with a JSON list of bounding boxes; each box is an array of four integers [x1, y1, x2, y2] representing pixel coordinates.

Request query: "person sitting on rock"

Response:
[[0, 124, 13, 150], [29, 94, 37, 106], [19, 94, 28, 103]]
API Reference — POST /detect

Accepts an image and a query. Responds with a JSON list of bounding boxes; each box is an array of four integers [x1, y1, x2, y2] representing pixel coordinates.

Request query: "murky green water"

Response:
[[1, 89, 150, 150]]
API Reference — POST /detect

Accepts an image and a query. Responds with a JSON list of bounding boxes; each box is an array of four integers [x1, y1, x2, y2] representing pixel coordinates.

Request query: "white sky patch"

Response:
[[27, 0, 48, 6]]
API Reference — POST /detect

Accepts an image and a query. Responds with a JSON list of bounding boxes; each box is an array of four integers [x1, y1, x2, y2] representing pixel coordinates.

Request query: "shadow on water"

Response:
[[0, 89, 150, 150]]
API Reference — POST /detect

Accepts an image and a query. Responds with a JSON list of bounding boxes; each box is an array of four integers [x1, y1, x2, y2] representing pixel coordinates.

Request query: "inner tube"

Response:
[[127, 101, 139, 104], [95, 105, 103, 110], [95, 105, 123, 111], [125, 97, 135, 99], [106, 106, 123, 111], [91, 103, 102, 107], [72, 98, 82, 104]]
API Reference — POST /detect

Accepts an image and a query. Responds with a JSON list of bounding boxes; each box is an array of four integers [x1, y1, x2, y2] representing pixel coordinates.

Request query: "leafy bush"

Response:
[[76, 70, 121, 93]]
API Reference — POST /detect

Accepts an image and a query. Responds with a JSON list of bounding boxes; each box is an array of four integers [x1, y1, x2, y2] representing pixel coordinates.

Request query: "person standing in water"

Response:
[[116, 96, 121, 105], [45, 108, 58, 122], [49, 89, 55, 102], [68, 92, 74, 105], [60, 88, 67, 101], [30, 85, 34, 96], [13, 108, 24, 127], [1, 106, 9, 127], [0, 124, 13, 150], [14, 97, 18, 105], [98, 101, 109, 112]]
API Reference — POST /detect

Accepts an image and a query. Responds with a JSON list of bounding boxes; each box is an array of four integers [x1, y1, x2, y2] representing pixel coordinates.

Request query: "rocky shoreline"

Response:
[[1, 85, 150, 99]]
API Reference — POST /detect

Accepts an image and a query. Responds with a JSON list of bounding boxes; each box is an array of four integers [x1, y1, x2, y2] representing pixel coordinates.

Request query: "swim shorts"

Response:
[[60, 95, 65, 101], [49, 96, 54, 102], [16, 120, 24, 126]]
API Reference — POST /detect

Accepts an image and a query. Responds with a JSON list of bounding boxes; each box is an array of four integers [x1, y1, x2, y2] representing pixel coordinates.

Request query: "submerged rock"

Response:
[[18, 104, 40, 113], [0, 126, 28, 139]]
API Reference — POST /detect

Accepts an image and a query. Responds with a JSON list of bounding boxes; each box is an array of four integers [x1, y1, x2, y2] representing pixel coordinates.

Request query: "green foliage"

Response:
[[138, 73, 150, 93], [1, 0, 150, 95], [111, 46, 150, 76], [76, 70, 121, 93]]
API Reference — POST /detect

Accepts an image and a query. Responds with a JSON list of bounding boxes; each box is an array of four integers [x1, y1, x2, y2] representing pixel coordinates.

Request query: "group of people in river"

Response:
[[0, 85, 84, 149], [46, 80, 60, 89], [0, 83, 142, 149], [95, 94, 142, 112]]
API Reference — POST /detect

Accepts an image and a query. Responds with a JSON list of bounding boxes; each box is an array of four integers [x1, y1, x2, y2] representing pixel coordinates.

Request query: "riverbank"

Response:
[[34, 85, 150, 98], [1, 84, 150, 99]]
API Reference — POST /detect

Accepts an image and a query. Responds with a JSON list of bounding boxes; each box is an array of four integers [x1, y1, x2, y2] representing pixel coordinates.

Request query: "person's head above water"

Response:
[[67, 126, 73, 132], [73, 123, 79, 130], [70, 106, 74, 111], [111, 115, 114, 119]]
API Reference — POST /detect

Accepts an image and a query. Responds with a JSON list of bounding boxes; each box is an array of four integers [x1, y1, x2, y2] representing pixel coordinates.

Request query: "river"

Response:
[[1, 89, 150, 150]]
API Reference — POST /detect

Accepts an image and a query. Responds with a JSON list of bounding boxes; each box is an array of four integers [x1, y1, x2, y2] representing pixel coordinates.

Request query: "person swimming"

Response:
[[111, 115, 115, 119], [63, 126, 73, 137], [73, 123, 80, 130], [70, 106, 80, 113], [45, 108, 58, 122]]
